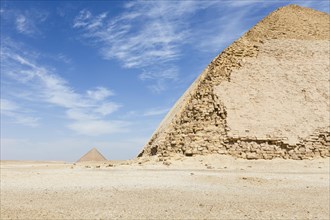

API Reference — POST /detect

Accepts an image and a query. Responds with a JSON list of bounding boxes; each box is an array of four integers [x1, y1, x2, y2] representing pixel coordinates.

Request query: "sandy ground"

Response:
[[1, 155, 329, 220]]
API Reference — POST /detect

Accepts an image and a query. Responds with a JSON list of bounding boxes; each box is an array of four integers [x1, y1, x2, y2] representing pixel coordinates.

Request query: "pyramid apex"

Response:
[[274, 4, 325, 13]]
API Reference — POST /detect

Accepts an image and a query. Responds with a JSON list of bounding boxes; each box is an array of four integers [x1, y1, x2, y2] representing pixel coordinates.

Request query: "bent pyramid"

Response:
[[138, 5, 330, 160], [77, 147, 107, 162]]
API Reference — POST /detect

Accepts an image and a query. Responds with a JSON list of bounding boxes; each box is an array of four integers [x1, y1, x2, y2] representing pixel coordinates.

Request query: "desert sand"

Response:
[[1, 156, 329, 219]]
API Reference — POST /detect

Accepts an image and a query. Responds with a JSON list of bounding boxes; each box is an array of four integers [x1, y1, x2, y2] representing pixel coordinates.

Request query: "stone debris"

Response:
[[138, 5, 330, 160]]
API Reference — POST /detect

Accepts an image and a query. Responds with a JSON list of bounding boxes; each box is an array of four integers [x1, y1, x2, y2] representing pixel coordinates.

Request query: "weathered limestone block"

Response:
[[246, 152, 258, 160]]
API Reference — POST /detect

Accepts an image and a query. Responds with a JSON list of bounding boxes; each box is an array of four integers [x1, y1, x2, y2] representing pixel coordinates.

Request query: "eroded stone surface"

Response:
[[215, 39, 330, 145]]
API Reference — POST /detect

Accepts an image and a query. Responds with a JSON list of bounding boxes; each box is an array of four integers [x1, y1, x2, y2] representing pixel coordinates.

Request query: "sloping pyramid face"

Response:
[[139, 5, 330, 160], [77, 148, 107, 162]]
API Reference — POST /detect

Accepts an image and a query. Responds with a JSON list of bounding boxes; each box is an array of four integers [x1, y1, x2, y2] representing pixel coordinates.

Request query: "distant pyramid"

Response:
[[138, 5, 330, 160], [77, 148, 107, 162]]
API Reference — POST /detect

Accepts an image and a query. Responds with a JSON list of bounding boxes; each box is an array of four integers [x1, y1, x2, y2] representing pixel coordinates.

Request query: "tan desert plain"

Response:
[[1, 5, 329, 220]]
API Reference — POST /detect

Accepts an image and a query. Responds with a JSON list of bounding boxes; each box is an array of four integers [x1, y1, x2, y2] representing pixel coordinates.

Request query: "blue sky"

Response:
[[1, 1, 329, 161]]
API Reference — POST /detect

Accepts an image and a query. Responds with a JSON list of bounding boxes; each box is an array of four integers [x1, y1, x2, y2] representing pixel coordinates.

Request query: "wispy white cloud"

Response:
[[116, 106, 169, 119], [86, 87, 114, 101], [73, 5, 184, 68], [65, 108, 98, 121], [143, 107, 170, 117], [1, 8, 49, 36], [139, 66, 179, 93], [0, 99, 40, 127], [73, 9, 107, 30], [16, 15, 29, 33], [9, 114, 39, 127], [0, 99, 18, 112], [1, 39, 128, 135], [73, 9, 92, 28], [68, 120, 129, 136], [55, 53, 72, 64], [139, 66, 179, 81], [147, 80, 170, 94], [72, 1, 216, 92], [94, 102, 121, 116]]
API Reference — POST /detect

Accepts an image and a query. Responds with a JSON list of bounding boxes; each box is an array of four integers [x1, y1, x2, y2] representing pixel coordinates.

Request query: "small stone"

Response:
[[185, 150, 193, 157], [218, 149, 226, 154], [291, 154, 300, 160], [246, 152, 258, 160]]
